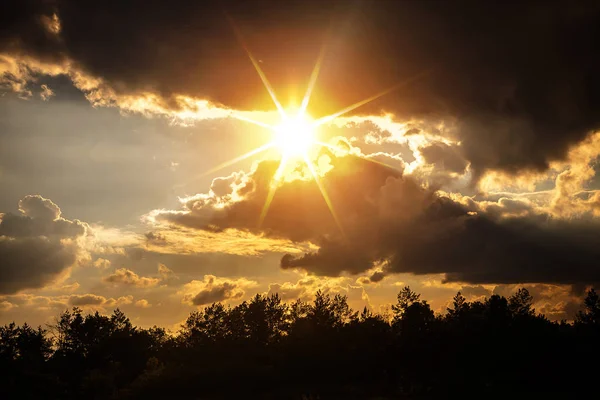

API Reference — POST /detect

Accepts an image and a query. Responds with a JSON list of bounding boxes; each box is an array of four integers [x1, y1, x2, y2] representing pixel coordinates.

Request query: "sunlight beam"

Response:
[[303, 155, 346, 238], [259, 155, 288, 227], [226, 14, 288, 120], [230, 112, 275, 130], [299, 42, 327, 116], [202, 142, 274, 177], [312, 69, 432, 127]]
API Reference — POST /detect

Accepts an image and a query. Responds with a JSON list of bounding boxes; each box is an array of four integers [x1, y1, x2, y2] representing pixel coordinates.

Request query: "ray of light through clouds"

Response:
[[204, 15, 426, 235]]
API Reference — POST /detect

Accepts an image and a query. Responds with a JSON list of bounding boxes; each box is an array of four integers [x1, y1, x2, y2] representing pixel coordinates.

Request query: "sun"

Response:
[[203, 16, 426, 230], [273, 113, 316, 158]]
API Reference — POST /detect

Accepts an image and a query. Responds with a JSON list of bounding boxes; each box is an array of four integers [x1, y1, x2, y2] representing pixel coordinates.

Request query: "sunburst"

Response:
[[206, 16, 428, 233]]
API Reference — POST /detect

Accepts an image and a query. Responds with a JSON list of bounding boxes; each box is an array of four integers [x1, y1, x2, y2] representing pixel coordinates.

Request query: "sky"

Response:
[[1, 0, 600, 328]]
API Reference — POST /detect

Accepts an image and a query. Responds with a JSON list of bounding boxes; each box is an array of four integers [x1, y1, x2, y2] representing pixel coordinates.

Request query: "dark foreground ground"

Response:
[[2, 287, 599, 399]]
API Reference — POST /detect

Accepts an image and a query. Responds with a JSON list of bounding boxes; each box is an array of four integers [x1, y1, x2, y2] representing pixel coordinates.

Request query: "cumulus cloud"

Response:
[[68, 294, 133, 307], [180, 275, 258, 306], [151, 155, 401, 243], [135, 299, 151, 308], [93, 258, 111, 269], [459, 285, 492, 300], [0, 195, 89, 294], [158, 263, 175, 280], [68, 294, 106, 306], [150, 152, 600, 286], [0, 293, 134, 313], [103, 268, 160, 287]]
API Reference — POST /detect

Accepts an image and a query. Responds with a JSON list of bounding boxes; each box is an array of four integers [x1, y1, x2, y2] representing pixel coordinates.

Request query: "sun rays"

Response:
[[205, 16, 426, 233]]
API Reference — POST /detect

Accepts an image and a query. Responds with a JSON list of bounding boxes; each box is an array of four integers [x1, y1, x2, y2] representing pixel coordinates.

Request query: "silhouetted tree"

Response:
[[2, 287, 599, 398], [446, 291, 469, 322], [391, 286, 421, 324], [508, 288, 535, 317], [575, 288, 600, 326]]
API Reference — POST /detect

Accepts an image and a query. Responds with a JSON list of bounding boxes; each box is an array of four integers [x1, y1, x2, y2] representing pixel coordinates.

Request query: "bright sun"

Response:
[[205, 16, 423, 229], [273, 113, 316, 158]]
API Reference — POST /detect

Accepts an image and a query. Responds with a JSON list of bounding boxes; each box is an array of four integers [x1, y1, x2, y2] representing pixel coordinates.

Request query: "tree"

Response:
[[485, 294, 511, 325], [307, 290, 337, 329], [392, 286, 421, 324], [508, 288, 535, 317], [180, 303, 230, 345], [0, 323, 51, 364], [575, 288, 600, 326], [446, 291, 469, 321]]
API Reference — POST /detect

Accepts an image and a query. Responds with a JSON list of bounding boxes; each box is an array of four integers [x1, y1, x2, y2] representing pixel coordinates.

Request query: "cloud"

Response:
[[267, 275, 370, 309], [68, 294, 105, 306], [0, 300, 17, 311], [93, 258, 111, 269], [158, 263, 174, 278], [68, 294, 133, 307], [419, 142, 467, 174], [2, 2, 599, 178], [153, 153, 600, 286], [151, 155, 401, 243], [39, 84, 54, 100], [103, 268, 160, 287], [0, 195, 87, 238], [458, 285, 492, 299], [135, 299, 151, 308], [0, 293, 134, 313], [491, 283, 583, 321], [58, 282, 80, 292], [180, 275, 258, 306], [141, 224, 310, 257], [0, 195, 89, 294]]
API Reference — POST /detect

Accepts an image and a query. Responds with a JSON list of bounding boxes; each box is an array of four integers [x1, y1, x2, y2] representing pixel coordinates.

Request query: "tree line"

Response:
[[1, 287, 599, 399]]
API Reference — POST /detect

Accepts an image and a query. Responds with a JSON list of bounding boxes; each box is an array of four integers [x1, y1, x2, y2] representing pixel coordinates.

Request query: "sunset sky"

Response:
[[2, 1, 600, 328]]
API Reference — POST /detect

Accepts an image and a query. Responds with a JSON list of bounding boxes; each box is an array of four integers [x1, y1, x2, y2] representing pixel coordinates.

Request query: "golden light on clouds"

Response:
[[208, 18, 427, 234]]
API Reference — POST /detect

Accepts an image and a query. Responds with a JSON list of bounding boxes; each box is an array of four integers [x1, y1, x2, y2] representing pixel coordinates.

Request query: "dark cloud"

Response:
[[191, 283, 241, 306], [156, 154, 401, 243], [0, 195, 88, 294], [68, 294, 105, 306], [68, 293, 133, 307], [369, 271, 386, 283], [145, 232, 166, 243], [0, 236, 79, 294], [2, 1, 600, 177], [419, 142, 468, 174], [103, 268, 159, 287], [0, 195, 86, 238], [182, 275, 253, 306], [155, 154, 600, 286], [459, 285, 492, 299]]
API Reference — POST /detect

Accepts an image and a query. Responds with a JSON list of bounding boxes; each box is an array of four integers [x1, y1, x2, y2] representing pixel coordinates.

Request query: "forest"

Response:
[[2, 286, 600, 399]]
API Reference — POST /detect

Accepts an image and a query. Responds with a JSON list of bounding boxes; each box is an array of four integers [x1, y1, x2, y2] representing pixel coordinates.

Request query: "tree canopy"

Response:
[[1, 287, 599, 399]]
